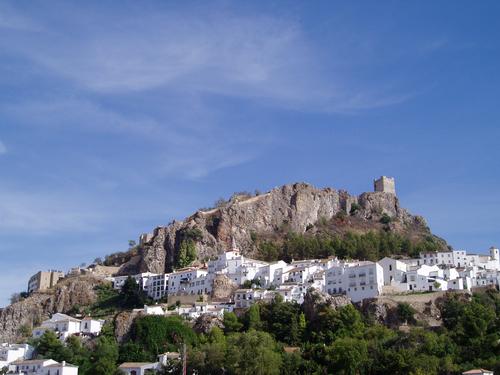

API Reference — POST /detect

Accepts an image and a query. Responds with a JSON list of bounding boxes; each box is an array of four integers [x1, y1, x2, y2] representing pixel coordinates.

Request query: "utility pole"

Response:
[[182, 343, 187, 375]]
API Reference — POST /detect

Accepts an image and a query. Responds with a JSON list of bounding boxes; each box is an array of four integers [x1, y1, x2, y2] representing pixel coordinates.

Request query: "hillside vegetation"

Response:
[[26, 289, 500, 375]]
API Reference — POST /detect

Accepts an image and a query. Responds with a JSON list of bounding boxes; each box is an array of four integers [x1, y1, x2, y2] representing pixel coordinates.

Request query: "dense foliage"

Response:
[[257, 231, 444, 262], [176, 240, 197, 268], [31, 289, 500, 374]]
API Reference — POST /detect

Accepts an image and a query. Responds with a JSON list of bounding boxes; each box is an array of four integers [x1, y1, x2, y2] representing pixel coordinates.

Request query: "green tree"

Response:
[[177, 240, 197, 268], [190, 327, 227, 374], [245, 304, 262, 331], [298, 312, 306, 336], [35, 330, 71, 362], [281, 351, 321, 375], [223, 311, 243, 334], [349, 203, 361, 215], [307, 304, 364, 345], [379, 213, 392, 224], [225, 330, 282, 375], [89, 336, 119, 375], [326, 337, 368, 375], [132, 315, 197, 356], [260, 298, 302, 345], [120, 276, 147, 308], [118, 342, 152, 363], [397, 303, 416, 325]]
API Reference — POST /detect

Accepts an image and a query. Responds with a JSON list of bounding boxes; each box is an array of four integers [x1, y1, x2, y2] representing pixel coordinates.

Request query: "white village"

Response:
[[2, 179, 498, 375]]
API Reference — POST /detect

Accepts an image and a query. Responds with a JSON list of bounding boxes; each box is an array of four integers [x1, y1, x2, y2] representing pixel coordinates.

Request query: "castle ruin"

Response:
[[374, 176, 396, 195]]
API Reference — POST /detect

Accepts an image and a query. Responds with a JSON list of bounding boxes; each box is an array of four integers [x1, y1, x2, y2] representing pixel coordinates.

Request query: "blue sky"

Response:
[[1, 1, 499, 306]]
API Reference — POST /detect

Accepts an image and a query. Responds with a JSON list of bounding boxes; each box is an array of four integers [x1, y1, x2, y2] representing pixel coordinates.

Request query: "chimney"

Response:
[[62, 361, 66, 366]]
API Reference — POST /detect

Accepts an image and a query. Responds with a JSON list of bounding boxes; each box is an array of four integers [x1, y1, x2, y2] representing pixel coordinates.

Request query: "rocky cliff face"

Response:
[[303, 288, 352, 322], [121, 182, 440, 275], [0, 276, 104, 342]]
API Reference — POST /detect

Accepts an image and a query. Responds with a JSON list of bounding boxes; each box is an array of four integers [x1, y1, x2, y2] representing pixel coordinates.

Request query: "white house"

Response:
[[325, 261, 384, 302], [186, 274, 212, 296], [207, 249, 243, 275], [9, 359, 58, 374], [0, 343, 33, 369], [447, 278, 465, 290], [168, 268, 208, 295], [118, 362, 158, 375], [310, 269, 326, 291], [147, 274, 170, 300], [158, 352, 181, 367], [276, 284, 307, 304], [234, 289, 270, 308], [419, 248, 500, 271], [406, 269, 448, 292], [231, 258, 269, 286], [462, 369, 494, 375], [284, 265, 320, 284], [254, 261, 291, 287], [80, 317, 104, 335], [9, 359, 77, 375], [108, 272, 158, 292], [32, 314, 81, 341], [378, 257, 407, 286], [43, 361, 79, 375], [33, 313, 102, 341], [143, 305, 165, 315]]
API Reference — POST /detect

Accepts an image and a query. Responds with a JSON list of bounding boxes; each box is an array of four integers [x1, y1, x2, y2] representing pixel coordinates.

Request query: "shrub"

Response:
[[182, 228, 203, 242], [132, 316, 198, 355], [350, 203, 361, 215], [397, 303, 416, 324], [380, 213, 392, 224], [176, 240, 197, 268]]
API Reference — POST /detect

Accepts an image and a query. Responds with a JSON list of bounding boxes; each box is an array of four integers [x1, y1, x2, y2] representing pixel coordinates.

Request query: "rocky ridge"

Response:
[[126, 182, 442, 275], [0, 276, 105, 342]]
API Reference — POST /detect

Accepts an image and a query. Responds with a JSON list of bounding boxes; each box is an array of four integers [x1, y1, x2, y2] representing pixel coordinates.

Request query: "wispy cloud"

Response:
[[2, 95, 263, 180], [0, 2, 418, 185], [0, 140, 6, 155], [0, 3, 411, 113], [0, 188, 107, 234]]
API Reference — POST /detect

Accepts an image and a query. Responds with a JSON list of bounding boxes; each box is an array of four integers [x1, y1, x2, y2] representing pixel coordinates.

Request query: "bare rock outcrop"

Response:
[[359, 291, 472, 328], [114, 310, 142, 343], [211, 274, 238, 302], [193, 314, 224, 334], [120, 182, 436, 275], [358, 298, 400, 326], [303, 288, 351, 322], [0, 276, 105, 342]]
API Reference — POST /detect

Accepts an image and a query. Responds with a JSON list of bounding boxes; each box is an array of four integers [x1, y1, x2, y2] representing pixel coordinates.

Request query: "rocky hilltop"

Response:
[[121, 182, 445, 275], [0, 180, 449, 343], [0, 276, 104, 342]]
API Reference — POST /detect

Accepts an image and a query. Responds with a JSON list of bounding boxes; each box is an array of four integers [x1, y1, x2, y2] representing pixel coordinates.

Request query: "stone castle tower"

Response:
[[374, 176, 396, 195]]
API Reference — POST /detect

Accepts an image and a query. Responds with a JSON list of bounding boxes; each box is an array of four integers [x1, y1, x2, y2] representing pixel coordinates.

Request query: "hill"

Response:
[[115, 181, 448, 275]]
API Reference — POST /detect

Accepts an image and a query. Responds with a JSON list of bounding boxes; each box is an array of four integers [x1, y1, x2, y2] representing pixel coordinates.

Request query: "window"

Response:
[[389, 265, 392, 271]]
